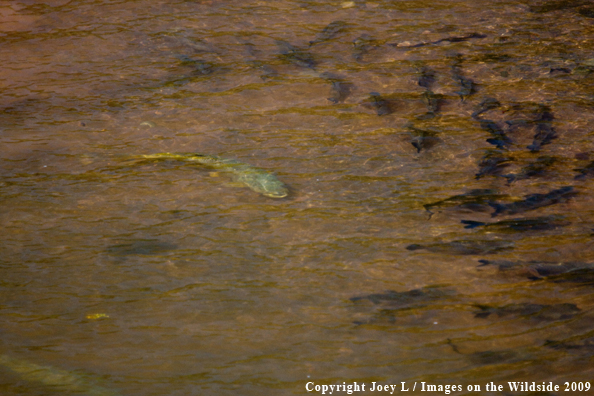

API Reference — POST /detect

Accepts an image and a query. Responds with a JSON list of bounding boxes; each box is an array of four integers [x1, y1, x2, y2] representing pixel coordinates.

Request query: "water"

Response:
[[2, 0, 594, 394]]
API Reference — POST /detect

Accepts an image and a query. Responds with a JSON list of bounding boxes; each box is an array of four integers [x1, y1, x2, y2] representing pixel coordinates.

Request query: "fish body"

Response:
[[461, 215, 569, 231], [320, 72, 353, 103], [574, 160, 594, 180], [474, 303, 580, 321], [309, 21, 347, 46], [407, 125, 441, 153], [416, 65, 436, 90], [138, 153, 289, 198], [479, 120, 512, 149], [352, 34, 376, 61], [367, 92, 394, 115], [0, 354, 121, 396], [503, 156, 556, 184], [275, 40, 316, 69], [489, 186, 576, 217], [424, 189, 506, 216], [392, 32, 486, 48], [406, 240, 513, 255], [421, 90, 442, 115], [528, 123, 557, 152], [475, 151, 512, 179], [472, 97, 501, 119], [477, 259, 594, 281]]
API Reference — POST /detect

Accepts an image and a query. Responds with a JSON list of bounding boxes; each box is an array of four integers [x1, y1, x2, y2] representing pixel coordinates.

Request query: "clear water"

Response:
[[1, 0, 594, 395]]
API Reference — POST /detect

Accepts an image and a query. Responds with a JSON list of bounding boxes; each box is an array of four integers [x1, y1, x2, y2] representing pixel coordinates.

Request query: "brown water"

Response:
[[2, 0, 594, 395]]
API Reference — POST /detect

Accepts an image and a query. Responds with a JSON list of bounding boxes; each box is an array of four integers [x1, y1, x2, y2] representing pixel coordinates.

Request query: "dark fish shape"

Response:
[[475, 150, 512, 179], [477, 259, 594, 281], [474, 303, 580, 321], [365, 92, 395, 115], [424, 189, 507, 216], [406, 240, 513, 255], [447, 339, 518, 366], [309, 21, 347, 46], [176, 55, 215, 75], [407, 125, 441, 153], [451, 54, 475, 101], [479, 120, 513, 149], [352, 34, 377, 61], [350, 286, 452, 307], [391, 33, 486, 48], [416, 65, 437, 90], [529, 0, 589, 13], [503, 156, 557, 184], [461, 214, 569, 231], [489, 186, 576, 217], [574, 160, 594, 180], [471, 97, 501, 119], [275, 40, 316, 69], [0, 354, 122, 396], [545, 337, 594, 351], [528, 123, 557, 152], [420, 90, 442, 116], [320, 72, 353, 104], [106, 240, 177, 256]]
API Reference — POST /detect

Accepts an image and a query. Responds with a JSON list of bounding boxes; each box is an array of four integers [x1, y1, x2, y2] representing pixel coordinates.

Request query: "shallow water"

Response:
[[2, 0, 594, 395]]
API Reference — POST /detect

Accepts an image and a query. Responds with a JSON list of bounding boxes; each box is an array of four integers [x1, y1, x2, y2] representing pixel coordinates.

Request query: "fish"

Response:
[[475, 150, 512, 180], [476, 259, 594, 281], [415, 65, 437, 90], [424, 189, 508, 217], [309, 21, 347, 46], [406, 240, 513, 255], [479, 120, 512, 149], [350, 286, 452, 307], [350, 286, 454, 325], [474, 303, 580, 321], [528, 123, 557, 152], [447, 339, 518, 366], [391, 32, 487, 48], [489, 186, 576, 217], [471, 97, 501, 119], [0, 354, 121, 396], [319, 72, 353, 104], [407, 125, 441, 153], [352, 34, 377, 61], [365, 92, 395, 115], [461, 215, 569, 231], [529, 0, 589, 13], [106, 240, 177, 256], [451, 54, 475, 101], [545, 337, 594, 351], [175, 55, 215, 75], [574, 160, 594, 180], [275, 40, 316, 69], [420, 90, 442, 116], [502, 156, 557, 184], [136, 153, 289, 198]]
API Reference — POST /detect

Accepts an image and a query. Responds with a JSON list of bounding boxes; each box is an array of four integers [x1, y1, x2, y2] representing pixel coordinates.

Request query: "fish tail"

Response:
[[460, 220, 485, 229]]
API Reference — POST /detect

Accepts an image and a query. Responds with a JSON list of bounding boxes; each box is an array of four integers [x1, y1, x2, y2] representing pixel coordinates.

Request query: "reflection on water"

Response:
[[2, 0, 594, 394]]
